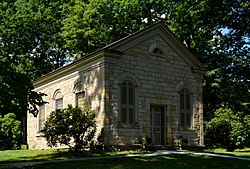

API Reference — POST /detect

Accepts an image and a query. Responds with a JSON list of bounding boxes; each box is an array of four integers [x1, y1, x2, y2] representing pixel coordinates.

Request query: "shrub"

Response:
[[41, 105, 96, 151], [138, 136, 151, 149], [205, 108, 250, 151], [0, 113, 22, 150]]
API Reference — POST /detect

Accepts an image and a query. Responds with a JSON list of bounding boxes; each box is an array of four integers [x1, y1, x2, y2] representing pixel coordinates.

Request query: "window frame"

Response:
[[75, 91, 85, 109], [53, 90, 63, 110], [55, 97, 63, 109], [179, 88, 192, 129], [73, 83, 86, 109], [38, 103, 45, 132], [119, 80, 137, 125]]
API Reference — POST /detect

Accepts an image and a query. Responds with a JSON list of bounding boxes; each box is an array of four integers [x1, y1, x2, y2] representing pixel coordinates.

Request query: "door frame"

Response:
[[150, 105, 167, 145]]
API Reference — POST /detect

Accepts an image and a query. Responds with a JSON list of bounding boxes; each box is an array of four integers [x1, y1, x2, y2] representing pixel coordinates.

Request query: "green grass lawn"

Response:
[[204, 147, 250, 157], [9, 154, 250, 169], [0, 149, 68, 163], [0, 148, 150, 164], [1, 148, 250, 169]]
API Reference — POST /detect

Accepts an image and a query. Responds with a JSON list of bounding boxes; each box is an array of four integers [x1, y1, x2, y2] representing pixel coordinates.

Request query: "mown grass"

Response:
[[0, 149, 67, 163], [1, 147, 250, 169], [204, 147, 250, 158], [12, 154, 250, 169], [0, 148, 150, 164]]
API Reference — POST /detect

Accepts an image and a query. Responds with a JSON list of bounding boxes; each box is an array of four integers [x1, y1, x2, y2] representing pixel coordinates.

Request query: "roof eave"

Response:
[[33, 49, 122, 88]]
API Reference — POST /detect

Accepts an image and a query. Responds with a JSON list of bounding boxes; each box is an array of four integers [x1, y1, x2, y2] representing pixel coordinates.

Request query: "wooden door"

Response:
[[150, 106, 165, 145]]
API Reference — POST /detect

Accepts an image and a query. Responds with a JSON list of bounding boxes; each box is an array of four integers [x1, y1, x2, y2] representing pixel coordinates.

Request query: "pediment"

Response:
[[106, 22, 205, 71]]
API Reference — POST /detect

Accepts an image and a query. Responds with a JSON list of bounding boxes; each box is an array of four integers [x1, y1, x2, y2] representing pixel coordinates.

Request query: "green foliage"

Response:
[[141, 137, 147, 149], [138, 136, 151, 150], [0, 0, 249, 147], [0, 0, 248, 118], [0, 113, 22, 150], [61, 0, 169, 57], [41, 105, 96, 151], [167, 0, 250, 120], [0, 0, 70, 117], [61, 0, 250, 120], [176, 136, 184, 147], [205, 108, 250, 151]]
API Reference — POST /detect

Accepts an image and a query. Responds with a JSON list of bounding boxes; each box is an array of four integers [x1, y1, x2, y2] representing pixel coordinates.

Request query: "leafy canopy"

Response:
[[62, 0, 249, 119], [0, 1, 249, 149], [0, 0, 72, 116]]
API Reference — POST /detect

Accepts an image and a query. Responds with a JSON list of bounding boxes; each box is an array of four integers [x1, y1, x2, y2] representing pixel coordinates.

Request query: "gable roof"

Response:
[[33, 21, 205, 87], [105, 21, 205, 71]]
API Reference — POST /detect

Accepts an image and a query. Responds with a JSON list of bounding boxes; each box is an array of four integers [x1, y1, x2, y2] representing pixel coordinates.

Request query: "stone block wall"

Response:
[[27, 60, 106, 149], [104, 34, 204, 146], [27, 32, 204, 149]]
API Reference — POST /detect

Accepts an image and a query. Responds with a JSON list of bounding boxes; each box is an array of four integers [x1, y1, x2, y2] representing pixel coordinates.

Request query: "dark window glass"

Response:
[[186, 113, 191, 128], [180, 112, 185, 127], [122, 86, 127, 104], [186, 93, 190, 110], [180, 93, 184, 110], [129, 87, 134, 105], [129, 109, 134, 123], [122, 108, 127, 123]]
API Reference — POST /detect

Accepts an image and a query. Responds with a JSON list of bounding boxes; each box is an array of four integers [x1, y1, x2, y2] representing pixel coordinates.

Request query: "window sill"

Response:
[[118, 122, 139, 129], [177, 127, 195, 132], [35, 132, 43, 137], [36, 133, 43, 137]]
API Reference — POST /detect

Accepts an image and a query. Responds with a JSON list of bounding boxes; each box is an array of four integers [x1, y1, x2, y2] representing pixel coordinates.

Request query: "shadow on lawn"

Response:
[[21, 154, 250, 169], [237, 150, 250, 153], [0, 150, 94, 164], [21, 150, 105, 161]]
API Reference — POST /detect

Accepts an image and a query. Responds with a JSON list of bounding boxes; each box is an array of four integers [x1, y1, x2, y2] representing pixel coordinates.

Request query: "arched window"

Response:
[[120, 80, 136, 124], [74, 83, 85, 109], [153, 47, 163, 55], [54, 91, 63, 109], [148, 42, 164, 55], [180, 88, 192, 128]]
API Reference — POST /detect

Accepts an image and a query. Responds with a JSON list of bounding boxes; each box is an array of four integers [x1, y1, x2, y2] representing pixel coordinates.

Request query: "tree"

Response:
[[41, 105, 96, 151], [61, 0, 170, 57], [0, 113, 22, 150], [0, 59, 45, 117], [165, 0, 250, 120], [0, 0, 249, 148], [62, 0, 249, 149], [0, 0, 72, 79], [0, 0, 71, 138], [62, 0, 249, 121], [206, 108, 250, 151]]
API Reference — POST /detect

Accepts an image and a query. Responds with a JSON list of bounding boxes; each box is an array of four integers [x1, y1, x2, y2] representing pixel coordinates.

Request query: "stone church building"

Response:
[[27, 22, 205, 149]]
